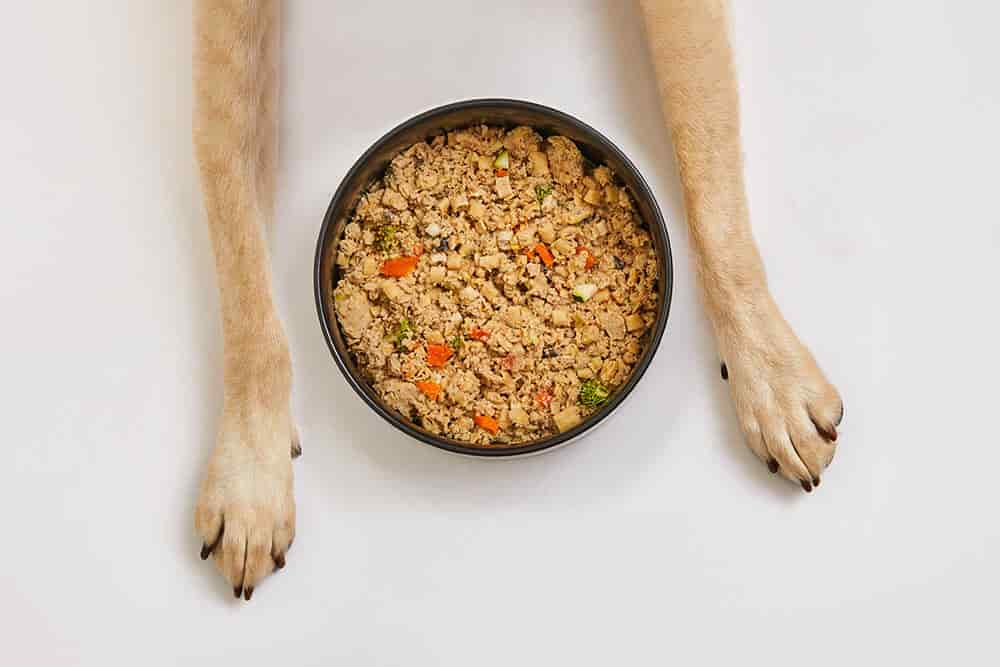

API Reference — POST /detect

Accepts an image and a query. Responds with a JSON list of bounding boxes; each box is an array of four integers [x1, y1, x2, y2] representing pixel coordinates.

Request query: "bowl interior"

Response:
[[315, 99, 673, 457]]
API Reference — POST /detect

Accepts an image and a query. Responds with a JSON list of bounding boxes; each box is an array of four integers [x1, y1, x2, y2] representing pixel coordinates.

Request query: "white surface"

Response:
[[2, 1, 997, 664]]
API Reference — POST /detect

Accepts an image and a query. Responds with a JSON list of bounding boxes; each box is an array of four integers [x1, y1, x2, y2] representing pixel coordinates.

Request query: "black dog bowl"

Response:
[[315, 99, 672, 457]]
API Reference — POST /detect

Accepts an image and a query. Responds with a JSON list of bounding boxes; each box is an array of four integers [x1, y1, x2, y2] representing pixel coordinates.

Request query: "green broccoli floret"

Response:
[[578, 379, 610, 408], [392, 318, 414, 351], [534, 183, 553, 204], [375, 224, 398, 252]]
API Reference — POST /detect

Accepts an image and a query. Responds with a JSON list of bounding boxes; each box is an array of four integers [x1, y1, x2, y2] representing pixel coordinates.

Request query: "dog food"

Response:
[[332, 125, 658, 445]]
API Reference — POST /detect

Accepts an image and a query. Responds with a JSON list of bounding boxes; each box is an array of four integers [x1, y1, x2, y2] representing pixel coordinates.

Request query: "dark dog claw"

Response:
[[273, 552, 286, 570], [720, 362, 728, 380], [244, 587, 254, 601], [767, 458, 779, 474], [801, 480, 813, 493], [201, 527, 223, 560]]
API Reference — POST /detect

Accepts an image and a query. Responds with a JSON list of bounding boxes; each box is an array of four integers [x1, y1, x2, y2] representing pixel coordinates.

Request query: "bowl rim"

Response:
[[314, 98, 673, 458]]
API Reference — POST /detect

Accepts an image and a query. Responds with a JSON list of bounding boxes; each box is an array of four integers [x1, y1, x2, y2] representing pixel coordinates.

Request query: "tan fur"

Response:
[[639, 0, 842, 487], [192, 0, 296, 600], [191, 0, 844, 599]]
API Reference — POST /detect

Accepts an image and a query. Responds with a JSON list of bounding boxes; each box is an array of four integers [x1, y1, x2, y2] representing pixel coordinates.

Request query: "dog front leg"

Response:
[[192, 0, 297, 600], [640, 0, 843, 490]]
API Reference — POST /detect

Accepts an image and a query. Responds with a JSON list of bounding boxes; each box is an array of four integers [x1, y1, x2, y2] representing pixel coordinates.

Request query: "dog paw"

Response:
[[718, 296, 843, 491], [195, 404, 297, 600]]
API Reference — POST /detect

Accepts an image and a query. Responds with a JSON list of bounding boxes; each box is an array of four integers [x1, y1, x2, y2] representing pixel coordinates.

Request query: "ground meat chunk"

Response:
[[503, 126, 543, 158], [334, 284, 372, 339], [545, 136, 584, 185], [598, 310, 627, 340], [446, 370, 481, 408]]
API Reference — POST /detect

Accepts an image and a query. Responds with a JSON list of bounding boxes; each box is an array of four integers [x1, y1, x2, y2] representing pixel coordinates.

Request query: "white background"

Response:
[[2, 1, 997, 664]]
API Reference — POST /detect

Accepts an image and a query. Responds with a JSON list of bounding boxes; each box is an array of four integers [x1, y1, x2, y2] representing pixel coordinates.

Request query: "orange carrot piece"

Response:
[[534, 243, 554, 267], [474, 414, 500, 435], [415, 380, 441, 401], [426, 344, 453, 368], [380, 256, 419, 277], [469, 328, 490, 341], [534, 389, 553, 409]]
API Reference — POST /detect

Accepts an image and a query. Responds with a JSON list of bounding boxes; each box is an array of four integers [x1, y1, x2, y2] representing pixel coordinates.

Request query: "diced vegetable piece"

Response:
[[552, 238, 576, 256], [468, 199, 486, 220], [391, 318, 414, 350], [583, 188, 603, 206], [534, 183, 553, 204], [474, 414, 500, 435], [538, 222, 555, 243], [576, 246, 597, 270], [478, 253, 500, 269], [451, 336, 464, 350], [380, 255, 419, 277], [495, 175, 513, 198], [528, 151, 550, 177], [426, 344, 454, 367], [534, 389, 553, 408], [375, 225, 397, 252], [572, 283, 598, 302], [493, 149, 510, 170], [625, 313, 645, 332], [381, 280, 405, 302], [553, 405, 582, 432], [415, 381, 442, 401], [579, 378, 610, 408], [501, 353, 517, 371], [568, 204, 594, 225], [509, 405, 530, 426], [534, 243, 554, 268], [469, 328, 490, 341], [428, 265, 446, 284]]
